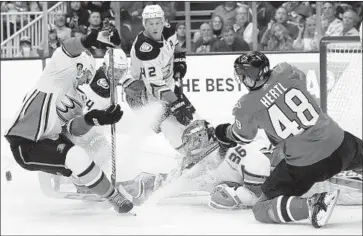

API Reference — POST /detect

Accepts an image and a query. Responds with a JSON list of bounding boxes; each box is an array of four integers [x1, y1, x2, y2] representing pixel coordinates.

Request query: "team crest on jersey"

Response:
[[140, 42, 153, 52], [97, 78, 109, 89]]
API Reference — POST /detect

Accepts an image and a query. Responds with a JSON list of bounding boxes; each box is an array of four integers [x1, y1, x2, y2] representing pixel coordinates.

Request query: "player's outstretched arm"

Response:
[[67, 104, 123, 136], [61, 29, 100, 58]]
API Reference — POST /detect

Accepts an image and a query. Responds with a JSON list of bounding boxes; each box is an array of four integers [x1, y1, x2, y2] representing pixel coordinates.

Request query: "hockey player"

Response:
[[123, 4, 194, 158], [4, 31, 133, 214], [119, 120, 271, 208], [213, 51, 363, 228], [59, 48, 129, 192]]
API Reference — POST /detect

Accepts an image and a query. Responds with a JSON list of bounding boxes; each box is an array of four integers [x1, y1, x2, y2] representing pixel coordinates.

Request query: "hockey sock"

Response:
[[76, 161, 114, 198], [269, 196, 309, 223], [65, 146, 114, 198]]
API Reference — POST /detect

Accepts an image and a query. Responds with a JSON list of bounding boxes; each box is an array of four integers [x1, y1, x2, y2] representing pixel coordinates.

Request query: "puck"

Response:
[[6, 171, 12, 181]]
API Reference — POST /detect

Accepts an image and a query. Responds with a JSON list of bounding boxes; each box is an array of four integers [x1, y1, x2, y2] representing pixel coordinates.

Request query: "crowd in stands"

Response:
[[1, 1, 362, 58]]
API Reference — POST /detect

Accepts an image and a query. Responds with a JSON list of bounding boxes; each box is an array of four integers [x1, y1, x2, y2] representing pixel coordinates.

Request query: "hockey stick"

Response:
[[108, 48, 117, 186]]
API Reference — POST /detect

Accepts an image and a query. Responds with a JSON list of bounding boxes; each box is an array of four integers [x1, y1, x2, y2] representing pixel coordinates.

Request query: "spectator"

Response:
[[293, 15, 319, 51], [28, 2, 43, 12], [233, 5, 257, 47], [262, 23, 294, 51], [340, 9, 360, 36], [281, 1, 300, 21], [211, 15, 224, 39], [88, 11, 102, 29], [37, 25, 61, 57], [290, 2, 312, 25], [260, 6, 299, 47], [274, 7, 299, 39], [2, 2, 21, 40], [192, 22, 218, 53], [71, 25, 87, 37], [14, 2, 29, 12], [322, 2, 343, 36], [66, 1, 90, 30], [118, 11, 143, 54], [254, 2, 276, 30], [86, 2, 114, 20], [213, 2, 238, 27], [212, 26, 250, 52], [176, 22, 186, 49], [54, 11, 71, 42], [16, 36, 39, 58]]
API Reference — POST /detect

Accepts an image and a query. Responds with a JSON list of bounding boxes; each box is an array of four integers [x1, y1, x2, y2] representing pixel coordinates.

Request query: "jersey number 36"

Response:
[[268, 88, 319, 139]]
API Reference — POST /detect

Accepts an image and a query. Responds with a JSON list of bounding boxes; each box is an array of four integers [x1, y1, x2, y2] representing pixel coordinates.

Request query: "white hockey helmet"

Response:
[[77, 50, 96, 83], [142, 4, 165, 27], [104, 48, 128, 82]]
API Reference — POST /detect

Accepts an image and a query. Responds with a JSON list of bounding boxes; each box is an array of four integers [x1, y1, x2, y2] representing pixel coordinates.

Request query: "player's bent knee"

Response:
[[65, 146, 92, 175]]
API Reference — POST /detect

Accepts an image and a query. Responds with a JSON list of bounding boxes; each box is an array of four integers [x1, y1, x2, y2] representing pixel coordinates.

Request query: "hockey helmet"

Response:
[[234, 51, 270, 90], [104, 48, 128, 83], [142, 5, 165, 27], [77, 50, 96, 84]]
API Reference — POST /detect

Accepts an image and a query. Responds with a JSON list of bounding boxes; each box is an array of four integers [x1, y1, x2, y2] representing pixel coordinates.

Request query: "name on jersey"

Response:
[[260, 82, 287, 108]]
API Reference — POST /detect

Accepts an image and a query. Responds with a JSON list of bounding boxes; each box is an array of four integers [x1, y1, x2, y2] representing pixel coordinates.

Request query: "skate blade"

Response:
[[321, 189, 340, 227]]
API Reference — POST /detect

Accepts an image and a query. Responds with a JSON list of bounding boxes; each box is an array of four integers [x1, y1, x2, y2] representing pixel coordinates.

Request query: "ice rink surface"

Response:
[[1, 128, 362, 235]]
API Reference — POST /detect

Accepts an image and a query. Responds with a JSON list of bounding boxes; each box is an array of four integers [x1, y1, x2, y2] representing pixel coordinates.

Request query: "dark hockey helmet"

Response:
[[234, 51, 270, 90]]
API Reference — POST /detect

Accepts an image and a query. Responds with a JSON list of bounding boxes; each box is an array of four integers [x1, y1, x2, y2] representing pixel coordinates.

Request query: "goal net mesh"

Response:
[[308, 39, 362, 205], [326, 42, 362, 139]]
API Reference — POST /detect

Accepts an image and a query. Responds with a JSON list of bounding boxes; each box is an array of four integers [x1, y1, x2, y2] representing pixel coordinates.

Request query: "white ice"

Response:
[[1, 129, 362, 235]]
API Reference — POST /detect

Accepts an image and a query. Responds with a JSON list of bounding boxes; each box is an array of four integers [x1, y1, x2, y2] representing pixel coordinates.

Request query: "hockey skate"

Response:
[[106, 189, 134, 214], [307, 189, 340, 228]]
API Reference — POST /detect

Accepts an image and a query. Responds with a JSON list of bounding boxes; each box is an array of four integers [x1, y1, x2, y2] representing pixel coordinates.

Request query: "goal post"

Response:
[[318, 36, 362, 205], [319, 36, 362, 139]]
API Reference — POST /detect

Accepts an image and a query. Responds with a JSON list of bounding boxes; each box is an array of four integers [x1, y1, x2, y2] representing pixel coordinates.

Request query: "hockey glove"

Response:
[[169, 98, 193, 126], [84, 104, 123, 126], [81, 29, 99, 48], [173, 52, 187, 80], [215, 123, 237, 149]]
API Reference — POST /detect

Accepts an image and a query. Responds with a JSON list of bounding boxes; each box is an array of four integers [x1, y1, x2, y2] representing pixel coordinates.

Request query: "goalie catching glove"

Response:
[[169, 98, 193, 126], [85, 104, 123, 126]]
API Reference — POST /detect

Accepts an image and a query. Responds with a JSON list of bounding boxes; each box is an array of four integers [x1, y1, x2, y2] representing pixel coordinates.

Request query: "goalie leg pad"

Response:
[[209, 183, 258, 210]]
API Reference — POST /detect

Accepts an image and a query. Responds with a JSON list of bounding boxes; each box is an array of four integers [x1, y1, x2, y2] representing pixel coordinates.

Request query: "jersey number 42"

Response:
[[268, 88, 319, 139]]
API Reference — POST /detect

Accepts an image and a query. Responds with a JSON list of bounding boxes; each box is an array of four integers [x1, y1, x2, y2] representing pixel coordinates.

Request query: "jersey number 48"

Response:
[[268, 88, 319, 139]]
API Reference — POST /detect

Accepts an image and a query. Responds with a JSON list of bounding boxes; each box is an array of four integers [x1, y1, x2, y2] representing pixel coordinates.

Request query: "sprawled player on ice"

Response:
[[213, 51, 362, 228], [4, 30, 134, 214]]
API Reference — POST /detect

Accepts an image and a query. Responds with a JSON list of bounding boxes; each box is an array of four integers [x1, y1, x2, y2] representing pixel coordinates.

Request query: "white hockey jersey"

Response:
[[130, 24, 177, 101], [5, 43, 90, 141]]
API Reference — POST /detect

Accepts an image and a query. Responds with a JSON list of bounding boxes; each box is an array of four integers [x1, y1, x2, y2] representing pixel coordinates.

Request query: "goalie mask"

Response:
[[104, 48, 128, 84], [180, 120, 218, 170], [234, 51, 270, 91]]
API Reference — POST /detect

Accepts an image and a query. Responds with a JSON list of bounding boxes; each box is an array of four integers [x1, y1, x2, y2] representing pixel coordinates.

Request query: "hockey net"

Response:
[[316, 36, 362, 205]]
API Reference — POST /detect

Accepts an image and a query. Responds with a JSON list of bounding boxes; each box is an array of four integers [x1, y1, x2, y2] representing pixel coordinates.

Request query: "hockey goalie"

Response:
[[119, 119, 362, 210]]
